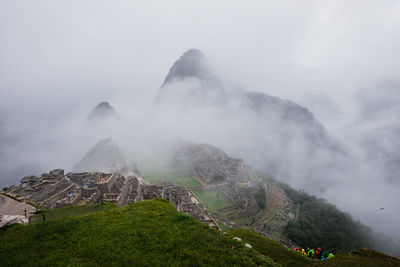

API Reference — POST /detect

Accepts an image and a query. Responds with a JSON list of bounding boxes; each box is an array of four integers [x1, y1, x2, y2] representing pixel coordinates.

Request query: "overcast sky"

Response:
[[1, 0, 400, 241], [1, 1, 399, 110]]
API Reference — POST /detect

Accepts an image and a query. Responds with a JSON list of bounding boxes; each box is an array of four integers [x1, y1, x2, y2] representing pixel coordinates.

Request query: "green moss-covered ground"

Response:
[[0, 199, 279, 266]]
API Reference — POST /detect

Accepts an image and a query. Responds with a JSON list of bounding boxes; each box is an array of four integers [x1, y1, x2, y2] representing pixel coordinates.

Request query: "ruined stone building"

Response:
[[1, 169, 219, 230]]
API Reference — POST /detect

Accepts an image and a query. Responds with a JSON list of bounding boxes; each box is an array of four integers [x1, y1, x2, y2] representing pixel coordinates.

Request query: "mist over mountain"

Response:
[[155, 49, 347, 194], [87, 101, 119, 122], [157, 49, 226, 105], [1, 0, 400, 256], [73, 138, 135, 175], [355, 81, 400, 185]]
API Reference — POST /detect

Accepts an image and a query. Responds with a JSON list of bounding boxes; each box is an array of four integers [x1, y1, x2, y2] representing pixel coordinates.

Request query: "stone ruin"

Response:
[[1, 169, 219, 230], [161, 183, 219, 229]]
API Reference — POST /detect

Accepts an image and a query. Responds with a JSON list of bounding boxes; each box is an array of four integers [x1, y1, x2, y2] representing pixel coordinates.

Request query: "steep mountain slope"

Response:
[[0, 199, 277, 266]]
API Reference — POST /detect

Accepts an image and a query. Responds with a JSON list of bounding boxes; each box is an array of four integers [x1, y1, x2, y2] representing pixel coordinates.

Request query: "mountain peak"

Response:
[[87, 101, 118, 121], [158, 49, 226, 105], [73, 138, 133, 175], [162, 49, 211, 86]]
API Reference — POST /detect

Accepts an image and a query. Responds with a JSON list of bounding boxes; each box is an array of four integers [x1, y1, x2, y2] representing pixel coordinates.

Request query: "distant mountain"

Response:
[[87, 101, 119, 122], [157, 49, 226, 105], [241, 92, 327, 146], [154, 49, 343, 192], [73, 138, 136, 175]]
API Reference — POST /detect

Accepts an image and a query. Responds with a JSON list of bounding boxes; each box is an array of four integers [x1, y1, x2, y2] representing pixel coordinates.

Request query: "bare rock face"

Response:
[[74, 138, 135, 175], [157, 49, 227, 105]]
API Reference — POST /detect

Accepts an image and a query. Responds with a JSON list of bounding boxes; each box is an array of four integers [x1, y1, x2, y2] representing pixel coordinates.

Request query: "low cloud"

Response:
[[1, 0, 400, 243]]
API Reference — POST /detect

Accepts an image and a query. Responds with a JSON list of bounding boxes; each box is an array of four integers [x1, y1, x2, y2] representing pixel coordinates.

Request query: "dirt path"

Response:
[[0, 194, 36, 215]]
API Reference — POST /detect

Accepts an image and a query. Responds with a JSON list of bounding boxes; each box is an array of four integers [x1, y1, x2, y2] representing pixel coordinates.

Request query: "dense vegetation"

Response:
[[229, 229, 313, 266], [0, 199, 278, 266], [280, 183, 370, 253]]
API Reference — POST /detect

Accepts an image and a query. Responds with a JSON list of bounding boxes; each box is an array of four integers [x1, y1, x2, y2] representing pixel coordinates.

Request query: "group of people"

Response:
[[294, 247, 334, 261]]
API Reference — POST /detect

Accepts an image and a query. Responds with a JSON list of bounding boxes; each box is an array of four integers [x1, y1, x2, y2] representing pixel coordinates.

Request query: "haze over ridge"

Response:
[[1, 0, 400, 245]]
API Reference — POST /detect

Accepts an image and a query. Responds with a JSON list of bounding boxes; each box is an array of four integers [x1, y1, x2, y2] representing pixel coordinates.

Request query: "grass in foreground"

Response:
[[30, 202, 116, 222], [0, 199, 279, 266], [229, 229, 313, 267], [316, 248, 400, 267], [192, 189, 233, 214]]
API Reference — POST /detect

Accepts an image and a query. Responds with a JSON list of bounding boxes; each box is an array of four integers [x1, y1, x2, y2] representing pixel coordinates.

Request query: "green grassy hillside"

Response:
[[229, 229, 313, 267], [30, 202, 116, 222], [316, 248, 400, 267], [0, 199, 279, 266]]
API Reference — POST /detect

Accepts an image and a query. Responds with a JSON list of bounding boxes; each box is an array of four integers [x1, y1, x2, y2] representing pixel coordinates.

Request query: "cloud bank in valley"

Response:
[[1, 0, 400, 241]]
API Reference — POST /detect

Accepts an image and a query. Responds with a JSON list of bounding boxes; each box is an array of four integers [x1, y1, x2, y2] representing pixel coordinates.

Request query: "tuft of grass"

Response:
[[0, 199, 280, 266], [229, 229, 313, 267]]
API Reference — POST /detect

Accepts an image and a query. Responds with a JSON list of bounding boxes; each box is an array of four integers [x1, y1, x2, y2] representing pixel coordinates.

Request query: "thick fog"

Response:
[[1, 1, 400, 242]]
